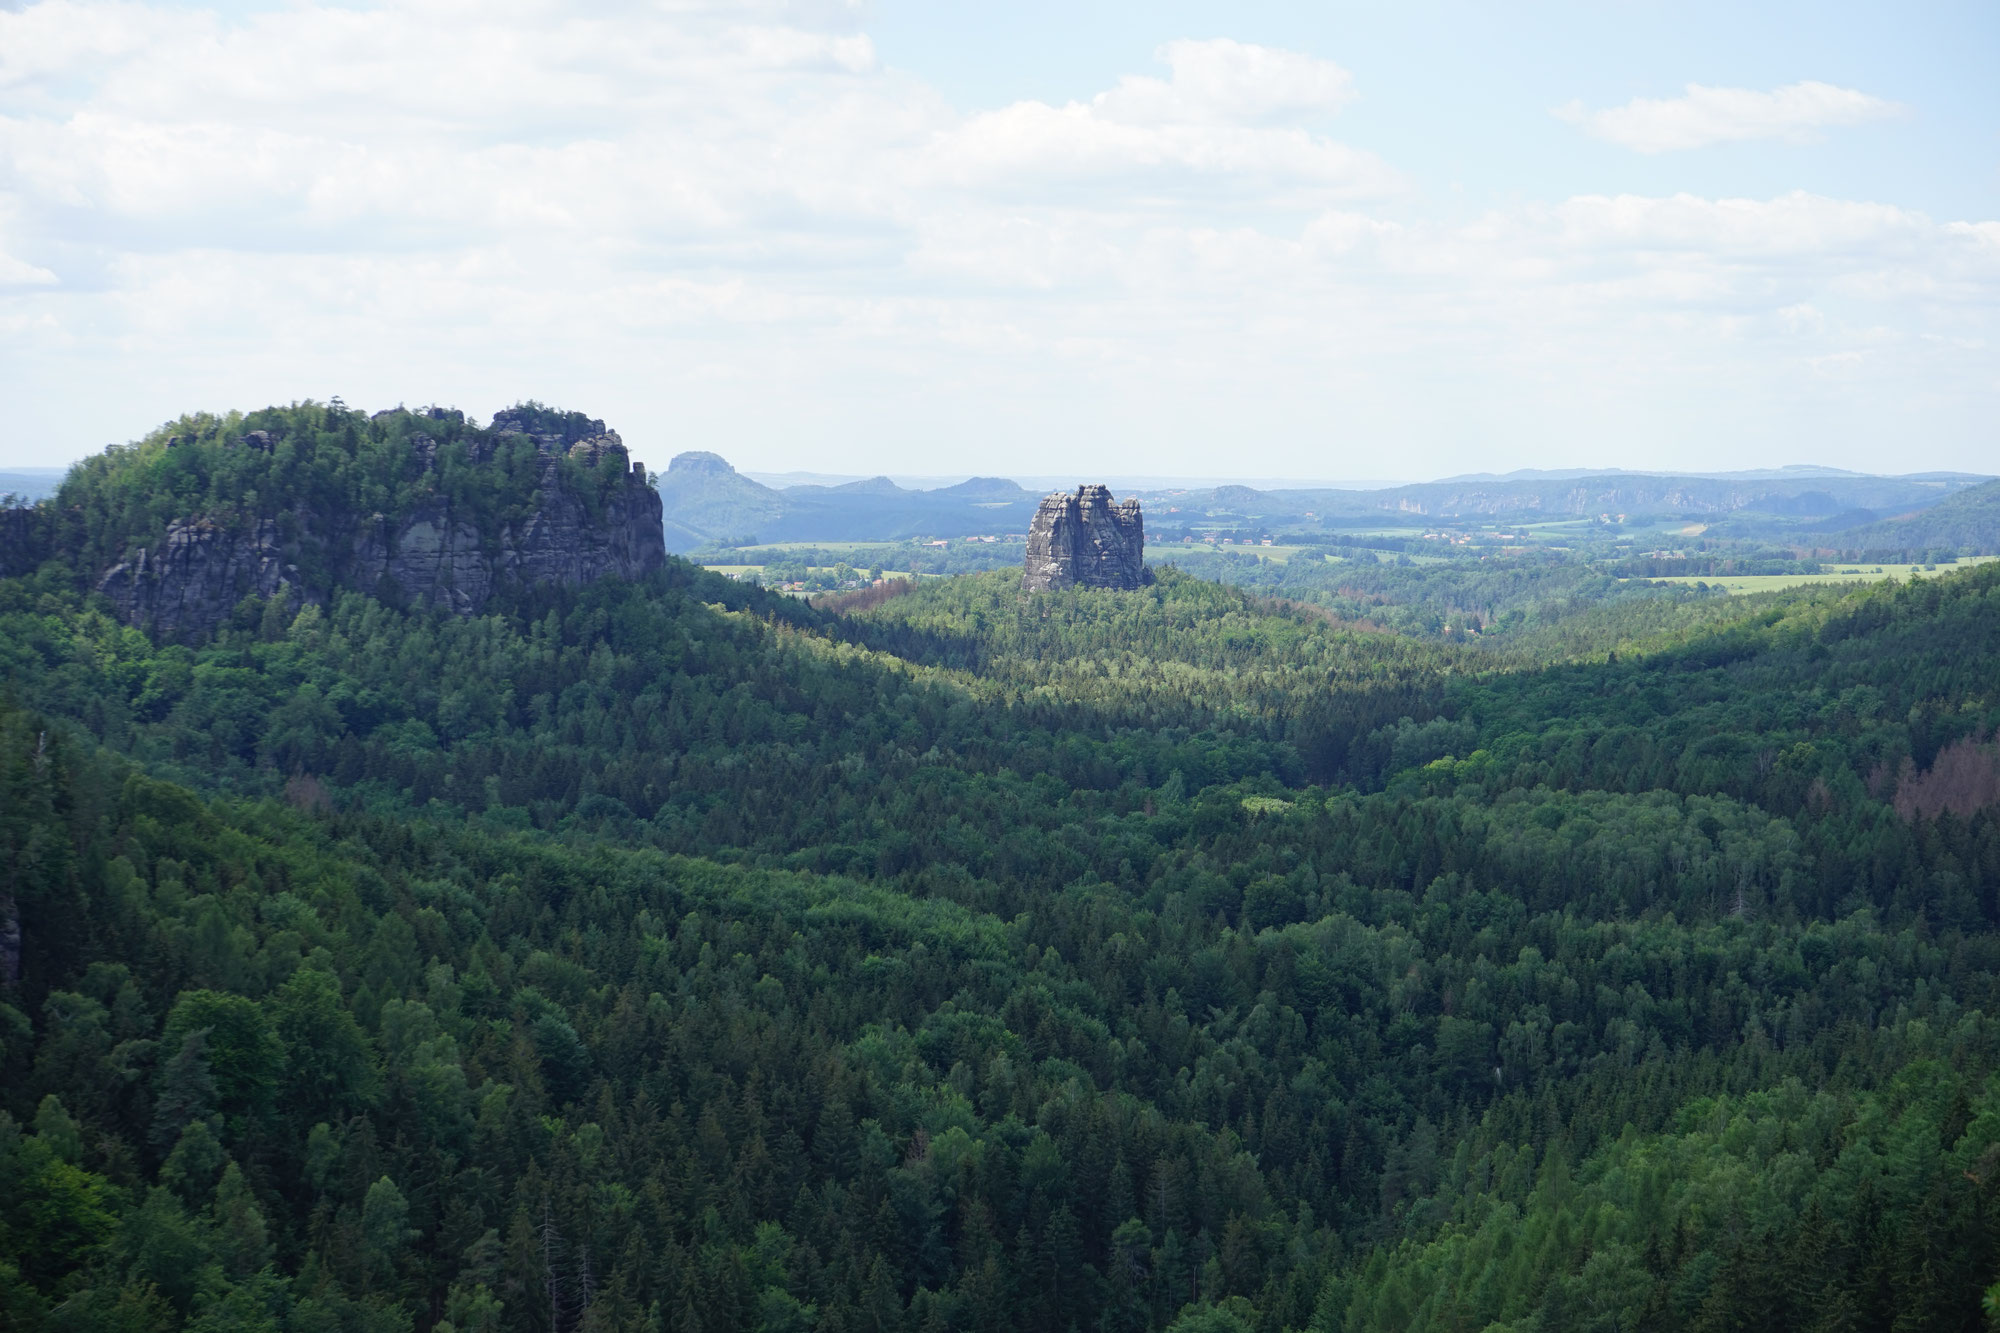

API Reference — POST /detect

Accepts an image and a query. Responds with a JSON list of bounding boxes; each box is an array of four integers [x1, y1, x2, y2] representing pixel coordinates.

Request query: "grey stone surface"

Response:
[[1021, 485, 1152, 592], [98, 517, 307, 638], [94, 424, 665, 641]]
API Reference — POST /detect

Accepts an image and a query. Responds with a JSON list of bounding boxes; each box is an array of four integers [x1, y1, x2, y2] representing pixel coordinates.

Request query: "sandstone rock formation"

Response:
[[98, 518, 305, 636], [1021, 485, 1152, 592], [93, 409, 665, 641]]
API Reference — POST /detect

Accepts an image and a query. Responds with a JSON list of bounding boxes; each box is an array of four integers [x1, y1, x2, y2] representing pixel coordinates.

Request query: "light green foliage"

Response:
[[1240, 796, 1294, 816], [32, 1096, 82, 1164], [1165, 1299, 1258, 1333], [0, 1109, 119, 1294], [442, 1281, 503, 1333]]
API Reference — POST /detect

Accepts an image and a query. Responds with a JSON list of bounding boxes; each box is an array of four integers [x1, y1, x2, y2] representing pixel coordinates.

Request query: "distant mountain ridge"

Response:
[[1322, 472, 1981, 521], [661, 450, 1994, 550], [661, 452, 1039, 549], [1827, 479, 2000, 553], [0, 468, 65, 502], [1428, 464, 1996, 483]]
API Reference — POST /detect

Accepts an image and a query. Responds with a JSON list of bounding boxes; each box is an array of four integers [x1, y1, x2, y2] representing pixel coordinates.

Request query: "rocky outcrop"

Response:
[[98, 518, 307, 636], [94, 411, 665, 641], [1022, 485, 1152, 592], [341, 431, 663, 618], [346, 510, 494, 617]]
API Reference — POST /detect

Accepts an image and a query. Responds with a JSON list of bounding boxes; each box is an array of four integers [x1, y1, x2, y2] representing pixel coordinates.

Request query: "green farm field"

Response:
[[700, 564, 924, 580], [1642, 555, 1996, 594], [706, 540, 916, 559]]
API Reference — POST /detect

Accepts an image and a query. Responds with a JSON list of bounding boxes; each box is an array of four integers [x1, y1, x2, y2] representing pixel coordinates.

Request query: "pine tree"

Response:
[[214, 1160, 273, 1278], [150, 1028, 216, 1152]]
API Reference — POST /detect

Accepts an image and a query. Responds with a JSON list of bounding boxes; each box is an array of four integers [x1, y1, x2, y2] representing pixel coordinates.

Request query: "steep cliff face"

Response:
[[98, 518, 305, 636], [1022, 485, 1152, 592], [89, 406, 665, 641]]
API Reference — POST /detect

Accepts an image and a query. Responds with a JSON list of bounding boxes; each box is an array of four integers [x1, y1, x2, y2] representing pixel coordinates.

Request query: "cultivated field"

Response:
[[1643, 556, 1996, 594]]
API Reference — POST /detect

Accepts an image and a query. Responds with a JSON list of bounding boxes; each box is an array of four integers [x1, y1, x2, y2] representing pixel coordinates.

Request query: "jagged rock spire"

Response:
[[1021, 484, 1152, 592]]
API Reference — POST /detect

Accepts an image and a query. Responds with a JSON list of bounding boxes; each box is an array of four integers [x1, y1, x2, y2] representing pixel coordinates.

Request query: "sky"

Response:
[[0, 0, 1994, 480]]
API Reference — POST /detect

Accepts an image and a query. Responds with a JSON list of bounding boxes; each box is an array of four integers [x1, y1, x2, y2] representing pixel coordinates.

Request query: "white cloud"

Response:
[[1095, 38, 1357, 125], [0, 1, 1990, 474], [1551, 192, 1933, 258], [0, 249, 55, 286], [1556, 81, 1903, 153], [0, 204, 55, 286], [934, 40, 1389, 198], [932, 106, 1398, 197]]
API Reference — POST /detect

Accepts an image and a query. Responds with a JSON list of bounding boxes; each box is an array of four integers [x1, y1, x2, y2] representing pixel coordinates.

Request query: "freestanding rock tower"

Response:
[[1021, 485, 1153, 592]]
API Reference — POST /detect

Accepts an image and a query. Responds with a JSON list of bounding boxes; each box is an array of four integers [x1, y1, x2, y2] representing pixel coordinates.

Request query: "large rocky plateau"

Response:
[[63, 407, 665, 641]]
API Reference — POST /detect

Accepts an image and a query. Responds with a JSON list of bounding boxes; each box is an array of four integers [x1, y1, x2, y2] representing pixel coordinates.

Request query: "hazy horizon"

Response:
[[9, 445, 1995, 507]]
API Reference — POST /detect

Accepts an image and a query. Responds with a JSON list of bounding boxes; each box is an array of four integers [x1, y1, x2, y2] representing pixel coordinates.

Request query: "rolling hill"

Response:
[[659, 451, 1041, 549], [661, 450, 1991, 549], [1826, 477, 2000, 554]]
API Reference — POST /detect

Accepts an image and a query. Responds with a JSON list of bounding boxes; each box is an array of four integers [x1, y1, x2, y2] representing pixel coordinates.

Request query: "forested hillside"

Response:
[[1836, 479, 2000, 557], [5, 426, 2000, 1332]]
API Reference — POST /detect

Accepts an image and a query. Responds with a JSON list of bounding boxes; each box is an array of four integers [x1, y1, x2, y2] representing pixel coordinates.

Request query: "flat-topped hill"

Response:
[[5, 399, 663, 639]]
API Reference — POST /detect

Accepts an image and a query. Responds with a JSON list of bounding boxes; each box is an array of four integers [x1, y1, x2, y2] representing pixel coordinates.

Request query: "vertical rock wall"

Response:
[[1021, 485, 1152, 592], [98, 518, 307, 638]]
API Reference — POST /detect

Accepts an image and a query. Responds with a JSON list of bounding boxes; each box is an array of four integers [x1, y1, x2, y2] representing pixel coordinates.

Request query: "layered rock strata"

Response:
[[1021, 485, 1152, 592]]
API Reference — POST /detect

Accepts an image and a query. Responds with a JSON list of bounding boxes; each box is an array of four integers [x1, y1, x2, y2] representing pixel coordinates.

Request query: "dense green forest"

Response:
[[1832, 480, 2000, 559], [5, 424, 2000, 1332], [1140, 546, 1714, 647]]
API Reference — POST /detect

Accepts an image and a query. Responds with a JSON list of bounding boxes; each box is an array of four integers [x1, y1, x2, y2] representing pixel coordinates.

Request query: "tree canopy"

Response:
[[4, 429, 2000, 1331]]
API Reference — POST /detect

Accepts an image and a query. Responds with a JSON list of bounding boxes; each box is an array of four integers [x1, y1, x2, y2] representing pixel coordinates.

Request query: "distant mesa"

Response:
[[939, 477, 1032, 500], [655, 451, 1037, 551], [1022, 485, 1153, 592], [668, 450, 739, 476]]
